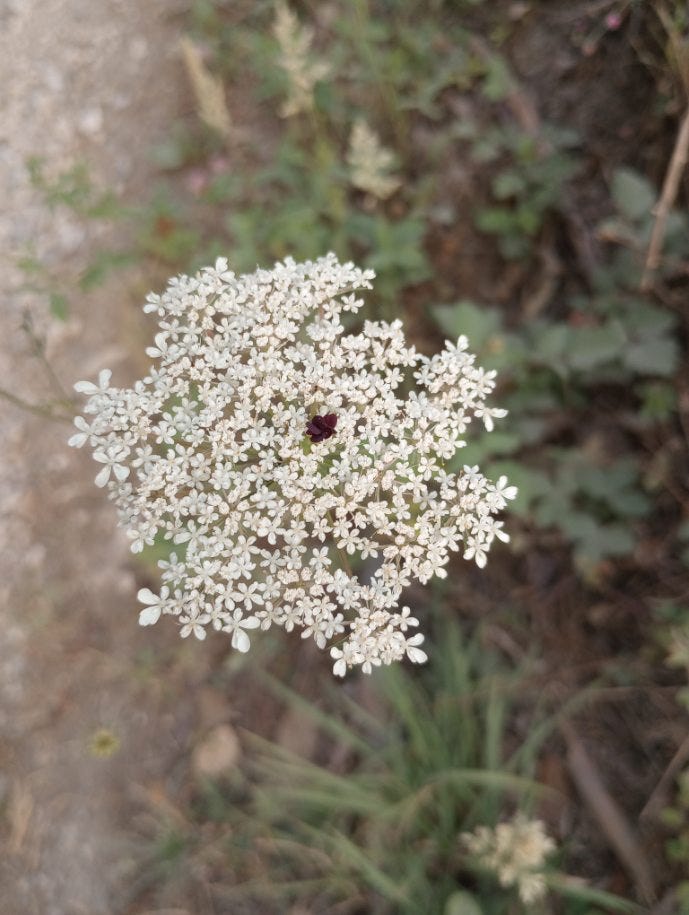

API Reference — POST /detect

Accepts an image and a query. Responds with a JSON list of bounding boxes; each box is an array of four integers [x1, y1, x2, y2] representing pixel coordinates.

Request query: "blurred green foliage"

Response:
[[433, 167, 683, 574], [29, 0, 685, 579], [184, 620, 634, 914]]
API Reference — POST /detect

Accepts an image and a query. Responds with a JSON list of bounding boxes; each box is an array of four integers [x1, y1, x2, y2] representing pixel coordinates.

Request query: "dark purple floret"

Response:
[[306, 412, 338, 444]]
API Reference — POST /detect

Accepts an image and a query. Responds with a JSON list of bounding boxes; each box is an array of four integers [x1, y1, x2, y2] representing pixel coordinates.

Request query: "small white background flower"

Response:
[[138, 587, 168, 626], [222, 610, 260, 653], [74, 368, 112, 396]]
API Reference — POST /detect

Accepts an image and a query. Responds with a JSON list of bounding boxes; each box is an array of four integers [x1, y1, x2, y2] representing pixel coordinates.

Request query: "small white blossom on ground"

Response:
[[272, 0, 329, 118], [462, 814, 556, 904], [347, 119, 401, 200], [70, 253, 516, 675]]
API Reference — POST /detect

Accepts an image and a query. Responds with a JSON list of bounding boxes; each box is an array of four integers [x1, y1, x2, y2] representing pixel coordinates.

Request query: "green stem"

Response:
[[0, 387, 73, 423]]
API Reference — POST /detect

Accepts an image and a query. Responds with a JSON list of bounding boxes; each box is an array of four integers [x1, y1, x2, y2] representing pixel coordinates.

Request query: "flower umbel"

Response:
[[462, 814, 556, 904], [71, 253, 516, 675]]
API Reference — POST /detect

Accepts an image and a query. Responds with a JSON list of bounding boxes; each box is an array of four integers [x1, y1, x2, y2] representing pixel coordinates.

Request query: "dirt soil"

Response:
[[0, 2, 218, 913]]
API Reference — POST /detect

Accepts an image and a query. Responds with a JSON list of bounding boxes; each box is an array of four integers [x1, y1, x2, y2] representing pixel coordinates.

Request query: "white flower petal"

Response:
[[94, 465, 110, 487], [139, 605, 161, 626], [407, 646, 428, 664], [232, 628, 251, 653], [74, 380, 98, 394], [68, 431, 88, 448]]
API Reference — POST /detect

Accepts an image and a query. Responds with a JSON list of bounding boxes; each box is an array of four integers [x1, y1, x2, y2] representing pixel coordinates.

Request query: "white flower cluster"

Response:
[[347, 119, 401, 201], [462, 815, 556, 904], [70, 253, 516, 675]]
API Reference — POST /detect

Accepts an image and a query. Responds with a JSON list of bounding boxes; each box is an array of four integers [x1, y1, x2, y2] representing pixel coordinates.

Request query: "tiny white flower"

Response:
[[222, 610, 260, 653], [330, 646, 348, 677], [138, 587, 168, 626], [180, 611, 211, 640], [495, 475, 518, 501], [405, 633, 427, 665], [68, 415, 92, 448], [93, 446, 130, 488], [74, 368, 112, 395]]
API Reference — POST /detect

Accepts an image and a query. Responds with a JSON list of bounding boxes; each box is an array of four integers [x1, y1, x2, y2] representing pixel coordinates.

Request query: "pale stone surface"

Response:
[[0, 2, 190, 912], [192, 724, 241, 778]]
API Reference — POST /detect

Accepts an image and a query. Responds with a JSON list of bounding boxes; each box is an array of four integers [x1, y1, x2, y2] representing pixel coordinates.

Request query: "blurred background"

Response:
[[1, 0, 689, 912]]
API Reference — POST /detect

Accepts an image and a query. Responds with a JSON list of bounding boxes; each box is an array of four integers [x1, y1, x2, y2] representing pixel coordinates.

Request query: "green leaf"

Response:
[[475, 206, 516, 236], [487, 463, 546, 516], [328, 831, 409, 903], [566, 322, 626, 371], [625, 336, 679, 376], [515, 203, 541, 235], [545, 874, 641, 912], [254, 670, 371, 754], [79, 250, 134, 291], [493, 171, 526, 199], [455, 433, 521, 467], [575, 460, 632, 499], [570, 519, 636, 565], [611, 168, 656, 223], [431, 301, 502, 351], [49, 292, 68, 321], [444, 891, 483, 915], [531, 323, 570, 368], [620, 300, 675, 335], [481, 54, 511, 102]]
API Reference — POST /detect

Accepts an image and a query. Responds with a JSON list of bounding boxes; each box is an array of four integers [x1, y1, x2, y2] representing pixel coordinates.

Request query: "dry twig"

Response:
[[641, 104, 689, 291], [640, 730, 689, 823], [560, 720, 656, 905]]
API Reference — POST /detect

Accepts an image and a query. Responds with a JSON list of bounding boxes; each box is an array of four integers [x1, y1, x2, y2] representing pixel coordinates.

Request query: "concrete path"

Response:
[[0, 3, 200, 912]]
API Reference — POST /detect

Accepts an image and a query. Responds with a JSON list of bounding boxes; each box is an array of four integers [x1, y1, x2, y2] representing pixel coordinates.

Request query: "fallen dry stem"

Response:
[[641, 104, 689, 291], [639, 730, 689, 823], [560, 720, 656, 905]]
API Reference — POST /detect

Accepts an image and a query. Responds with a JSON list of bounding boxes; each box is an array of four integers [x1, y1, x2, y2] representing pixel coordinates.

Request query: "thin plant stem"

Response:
[[0, 387, 73, 423], [21, 309, 73, 403]]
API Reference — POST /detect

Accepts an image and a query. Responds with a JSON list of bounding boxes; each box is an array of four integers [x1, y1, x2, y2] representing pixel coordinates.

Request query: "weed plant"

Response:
[[184, 615, 636, 914], [26, 1, 687, 578]]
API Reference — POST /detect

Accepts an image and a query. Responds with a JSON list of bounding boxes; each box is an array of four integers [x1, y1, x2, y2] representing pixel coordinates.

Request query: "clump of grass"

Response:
[[183, 618, 636, 914]]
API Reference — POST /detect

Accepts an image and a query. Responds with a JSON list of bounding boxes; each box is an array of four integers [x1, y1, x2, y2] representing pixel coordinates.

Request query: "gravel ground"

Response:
[[0, 2, 200, 912]]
